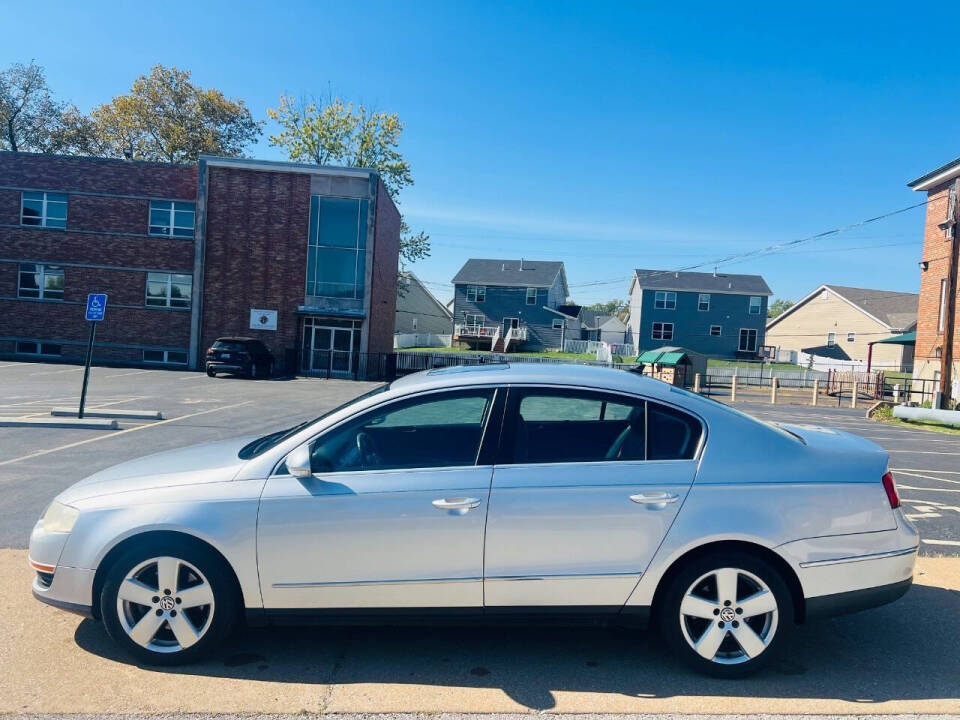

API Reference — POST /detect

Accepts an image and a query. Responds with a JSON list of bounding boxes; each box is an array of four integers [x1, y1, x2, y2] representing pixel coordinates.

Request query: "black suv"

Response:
[[205, 338, 274, 379]]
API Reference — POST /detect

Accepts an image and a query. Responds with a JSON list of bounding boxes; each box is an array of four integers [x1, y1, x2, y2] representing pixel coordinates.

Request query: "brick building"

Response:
[[0, 152, 400, 376], [908, 158, 960, 403]]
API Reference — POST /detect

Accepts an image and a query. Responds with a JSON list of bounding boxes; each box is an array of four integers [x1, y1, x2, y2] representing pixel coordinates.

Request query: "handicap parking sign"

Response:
[[85, 293, 108, 322]]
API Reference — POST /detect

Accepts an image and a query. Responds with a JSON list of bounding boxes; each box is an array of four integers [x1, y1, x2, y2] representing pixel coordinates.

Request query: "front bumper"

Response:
[[28, 519, 96, 617]]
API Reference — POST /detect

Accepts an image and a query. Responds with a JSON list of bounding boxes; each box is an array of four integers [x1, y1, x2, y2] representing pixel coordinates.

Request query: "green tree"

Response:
[[0, 60, 68, 152], [267, 94, 426, 267], [66, 65, 261, 162], [585, 299, 629, 321], [767, 298, 795, 318]]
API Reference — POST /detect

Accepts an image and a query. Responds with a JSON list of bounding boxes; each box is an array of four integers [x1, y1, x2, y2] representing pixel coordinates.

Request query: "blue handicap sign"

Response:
[[85, 293, 108, 322]]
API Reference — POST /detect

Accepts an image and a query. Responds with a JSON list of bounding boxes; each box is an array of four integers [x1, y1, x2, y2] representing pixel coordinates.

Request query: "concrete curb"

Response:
[[50, 407, 163, 420], [0, 417, 118, 429]]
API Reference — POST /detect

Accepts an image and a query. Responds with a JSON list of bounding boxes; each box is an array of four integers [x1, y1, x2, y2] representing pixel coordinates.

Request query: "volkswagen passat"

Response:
[[29, 364, 918, 676]]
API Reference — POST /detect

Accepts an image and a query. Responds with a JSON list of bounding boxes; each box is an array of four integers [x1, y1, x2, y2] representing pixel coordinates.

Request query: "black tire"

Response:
[[206, 368, 216, 377], [659, 550, 794, 678], [100, 537, 239, 666]]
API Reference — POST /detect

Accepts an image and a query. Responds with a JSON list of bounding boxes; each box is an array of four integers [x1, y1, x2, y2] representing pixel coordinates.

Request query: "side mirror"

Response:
[[285, 443, 313, 478]]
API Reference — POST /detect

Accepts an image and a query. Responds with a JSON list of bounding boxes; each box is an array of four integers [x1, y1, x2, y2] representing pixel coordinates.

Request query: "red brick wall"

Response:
[[200, 166, 311, 370], [368, 180, 401, 354], [915, 182, 960, 370]]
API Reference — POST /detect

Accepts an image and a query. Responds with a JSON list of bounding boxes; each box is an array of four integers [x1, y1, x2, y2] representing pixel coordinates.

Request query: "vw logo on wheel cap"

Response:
[[720, 607, 736, 622], [159, 596, 176, 611]]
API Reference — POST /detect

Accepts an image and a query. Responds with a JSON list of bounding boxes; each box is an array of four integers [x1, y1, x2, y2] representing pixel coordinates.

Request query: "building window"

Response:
[[146, 272, 192, 308], [411, 318, 418, 331], [654, 291, 676, 310], [18, 263, 64, 300], [652, 322, 674, 341], [826, 332, 837, 346], [466, 285, 486, 303], [739, 328, 758, 352], [552, 318, 564, 330], [847, 331, 856, 342], [16, 341, 61, 356], [939, 278, 948, 333], [710, 325, 722, 336], [749, 296, 762, 314], [306, 196, 367, 299], [149, 200, 195, 237], [21, 191, 67, 228], [526, 287, 538, 305], [465, 313, 484, 327], [698, 293, 710, 311], [143, 350, 188, 365]]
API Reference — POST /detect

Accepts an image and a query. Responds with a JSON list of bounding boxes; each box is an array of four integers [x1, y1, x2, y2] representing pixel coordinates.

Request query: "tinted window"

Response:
[[309, 390, 495, 472], [647, 401, 702, 460], [507, 389, 645, 464]]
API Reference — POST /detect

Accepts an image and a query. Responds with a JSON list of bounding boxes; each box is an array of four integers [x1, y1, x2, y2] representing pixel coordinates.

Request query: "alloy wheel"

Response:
[[115, 556, 215, 654], [678, 566, 778, 665]]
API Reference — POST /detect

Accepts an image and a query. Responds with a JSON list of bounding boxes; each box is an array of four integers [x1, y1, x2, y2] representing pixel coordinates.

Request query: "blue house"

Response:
[[628, 269, 772, 358], [451, 258, 569, 351]]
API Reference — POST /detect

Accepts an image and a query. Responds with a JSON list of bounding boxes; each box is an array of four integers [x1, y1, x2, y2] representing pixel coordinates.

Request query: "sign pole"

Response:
[[78, 321, 97, 419]]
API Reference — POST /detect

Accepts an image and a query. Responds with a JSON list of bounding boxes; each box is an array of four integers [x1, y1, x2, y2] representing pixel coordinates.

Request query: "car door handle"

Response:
[[432, 497, 481, 511], [630, 492, 680, 505]]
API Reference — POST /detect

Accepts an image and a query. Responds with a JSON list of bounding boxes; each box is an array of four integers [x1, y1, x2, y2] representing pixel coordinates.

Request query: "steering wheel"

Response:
[[355, 431, 382, 468]]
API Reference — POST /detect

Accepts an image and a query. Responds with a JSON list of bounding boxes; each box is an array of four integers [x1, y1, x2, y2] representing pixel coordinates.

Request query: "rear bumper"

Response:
[[806, 577, 912, 619], [206, 361, 246, 372]]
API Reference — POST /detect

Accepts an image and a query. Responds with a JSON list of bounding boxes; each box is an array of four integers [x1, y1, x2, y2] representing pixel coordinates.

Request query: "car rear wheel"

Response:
[[660, 550, 793, 678], [206, 368, 216, 377], [100, 539, 238, 665]]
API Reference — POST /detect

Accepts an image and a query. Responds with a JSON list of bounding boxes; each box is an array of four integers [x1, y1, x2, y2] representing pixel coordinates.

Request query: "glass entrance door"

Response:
[[309, 325, 354, 376]]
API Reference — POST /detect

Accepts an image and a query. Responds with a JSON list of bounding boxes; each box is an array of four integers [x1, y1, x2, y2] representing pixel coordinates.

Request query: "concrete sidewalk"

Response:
[[2, 550, 958, 715]]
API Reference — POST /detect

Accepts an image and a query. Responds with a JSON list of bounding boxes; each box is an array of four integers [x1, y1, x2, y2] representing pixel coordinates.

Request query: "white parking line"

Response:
[[922, 538, 960, 547], [29, 368, 82, 376], [887, 449, 960, 455], [894, 470, 960, 485], [893, 467, 960, 474], [898, 485, 960, 493], [0, 400, 253, 470], [103, 370, 153, 378], [179, 374, 208, 381]]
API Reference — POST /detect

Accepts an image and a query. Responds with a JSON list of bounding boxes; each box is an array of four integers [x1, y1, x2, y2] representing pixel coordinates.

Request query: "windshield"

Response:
[[237, 383, 391, 459]]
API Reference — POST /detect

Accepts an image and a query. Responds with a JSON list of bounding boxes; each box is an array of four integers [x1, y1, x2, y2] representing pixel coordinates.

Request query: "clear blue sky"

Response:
[[4, 1, 957, 305]]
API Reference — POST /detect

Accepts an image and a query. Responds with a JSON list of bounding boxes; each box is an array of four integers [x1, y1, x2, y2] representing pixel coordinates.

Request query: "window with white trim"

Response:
[[826, 332, 837, 346], [412, 318, 418, 331], [552, 318, 564, 329], [739, 328, 758, 352], [526, 287, 538, 305], [710, 325, 722, 336], [21, 191, 67, 228], [149, 200, 195, 237], [16, 341, 61, 356], [143, 350, 188, 365], [18, 263, 64, 300], [465, 313, 484, 327], [466, 285, 486, 303], [654, 291, 676, 310], [846, 331, 856, 342], [749, 296, 762, 314], [698, 293, 710, 311], [146, 272, 192, 308], [652, 322, 673, 340]]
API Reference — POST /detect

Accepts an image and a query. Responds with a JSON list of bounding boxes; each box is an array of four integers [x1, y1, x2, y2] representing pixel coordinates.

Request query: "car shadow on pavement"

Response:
[[74, 583, 960, 711]]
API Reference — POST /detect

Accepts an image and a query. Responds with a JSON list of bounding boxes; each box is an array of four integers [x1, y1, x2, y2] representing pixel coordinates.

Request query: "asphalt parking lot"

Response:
[[0, 360, 958, 715]]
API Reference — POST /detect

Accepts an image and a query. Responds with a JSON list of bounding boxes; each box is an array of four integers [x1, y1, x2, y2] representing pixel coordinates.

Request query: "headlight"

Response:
[[42, 502, 79, 533]]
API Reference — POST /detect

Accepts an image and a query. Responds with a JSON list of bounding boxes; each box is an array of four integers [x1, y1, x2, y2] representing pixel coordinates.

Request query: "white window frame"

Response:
[[148, 200, 196, 237], [466, 285, 486, 303], [465, 313, 484, 327], [21, 191, 67, 228], [652, 321, 674, 341], [145, 271, 192, 309], [18, 263, 64, 300], [939, 278, 948, 333], [846, 331, 856, 342], [143, 349, 188, 365], [552, 318, 564, 330], [526, 287, 538, 305], [826, 332, 837, 347], [698, 293, 710, 311], [738, 328, 758, 352], [654, 291, 676, 310], [412, 317, 418, 331], [749, 296, 762, 314], [710, 325, 722, 336]]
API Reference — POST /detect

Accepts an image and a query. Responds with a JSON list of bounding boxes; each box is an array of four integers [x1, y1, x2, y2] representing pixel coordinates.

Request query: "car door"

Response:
[[484, 386, 703, 611], [257, 387, 502, 610]]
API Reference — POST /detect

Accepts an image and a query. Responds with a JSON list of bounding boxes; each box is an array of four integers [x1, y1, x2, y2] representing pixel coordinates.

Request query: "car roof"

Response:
[[389, 362, 681, 402], [214, 337, 259, 343]]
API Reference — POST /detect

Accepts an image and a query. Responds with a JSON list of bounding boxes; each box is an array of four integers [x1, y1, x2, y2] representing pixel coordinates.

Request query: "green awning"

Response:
[[637, 349, 687, 366], [657, 351, 686, 366], [637, 349, 664, 363], [871, 331, 916, 346]]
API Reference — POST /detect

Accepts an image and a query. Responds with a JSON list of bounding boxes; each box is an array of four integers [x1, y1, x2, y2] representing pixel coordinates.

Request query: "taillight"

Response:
[[882, 471, 900, 509], [206, 348, 214, 356]]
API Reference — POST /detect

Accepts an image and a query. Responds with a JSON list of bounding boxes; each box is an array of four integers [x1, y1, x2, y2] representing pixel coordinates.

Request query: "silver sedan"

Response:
[[28, 363, 918, 677]]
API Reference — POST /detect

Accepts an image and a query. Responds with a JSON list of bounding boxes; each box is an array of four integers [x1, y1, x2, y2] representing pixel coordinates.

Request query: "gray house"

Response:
[[395, 271, 453, 335], [628, 269, 772, 358], [551, 304, 630, 348], [452, 258, 569, 351]]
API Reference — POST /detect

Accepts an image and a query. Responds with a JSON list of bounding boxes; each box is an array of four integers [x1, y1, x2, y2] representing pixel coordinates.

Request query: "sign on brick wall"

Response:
[[250, 309, 278, 331]]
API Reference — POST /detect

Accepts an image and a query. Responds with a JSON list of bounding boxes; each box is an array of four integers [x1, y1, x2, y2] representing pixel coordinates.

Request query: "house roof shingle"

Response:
[[633, 269, 772, 295], [822, 285, 918, 330], [453, 258, 567, 294]]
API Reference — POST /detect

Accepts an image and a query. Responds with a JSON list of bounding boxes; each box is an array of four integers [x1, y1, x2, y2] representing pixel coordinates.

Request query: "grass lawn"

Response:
[[399, 348, 630, 363], [871, 405, 960, 435], [707, 359, 804, 372]]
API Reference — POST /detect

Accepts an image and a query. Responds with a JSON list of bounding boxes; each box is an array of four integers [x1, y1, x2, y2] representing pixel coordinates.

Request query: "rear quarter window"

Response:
[[647, 401, 703, 460]]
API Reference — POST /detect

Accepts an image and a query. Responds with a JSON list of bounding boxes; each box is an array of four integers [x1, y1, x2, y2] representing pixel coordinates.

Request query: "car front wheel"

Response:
[[100, 539, 238, 665], [660, 550, 793, 678]]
